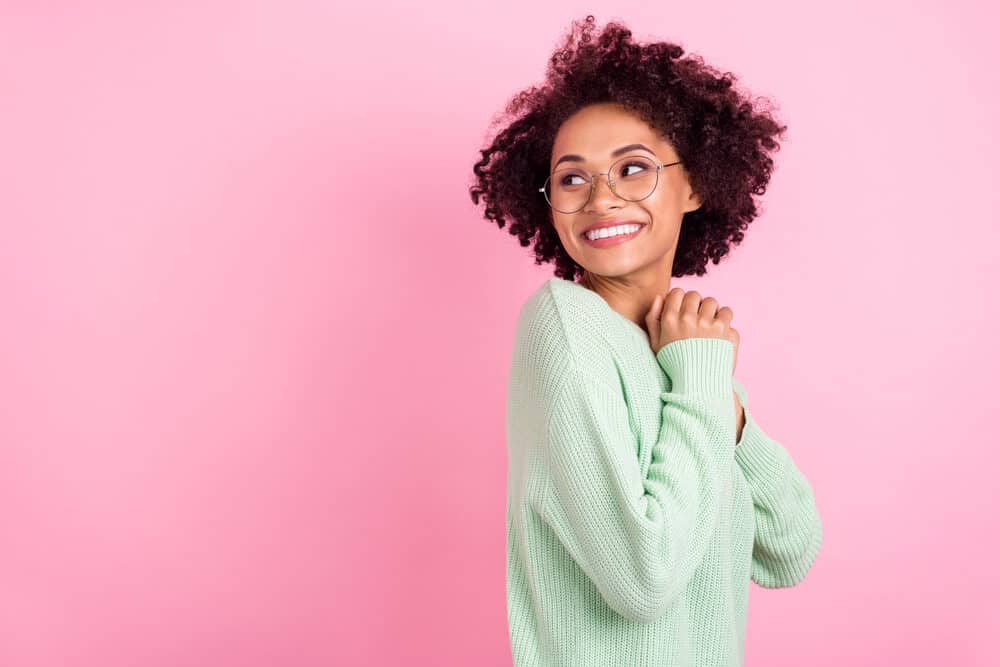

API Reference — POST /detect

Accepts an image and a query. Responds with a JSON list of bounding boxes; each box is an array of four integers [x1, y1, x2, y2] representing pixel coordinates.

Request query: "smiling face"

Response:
[[547, 102, 702, 285]]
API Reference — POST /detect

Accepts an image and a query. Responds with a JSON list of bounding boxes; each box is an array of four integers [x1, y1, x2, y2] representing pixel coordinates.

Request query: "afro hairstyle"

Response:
[[469, 14, 788, 280]]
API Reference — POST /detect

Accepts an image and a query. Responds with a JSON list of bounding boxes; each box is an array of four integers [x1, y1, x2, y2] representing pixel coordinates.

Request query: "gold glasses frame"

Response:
[[538, 154, 683, 214]]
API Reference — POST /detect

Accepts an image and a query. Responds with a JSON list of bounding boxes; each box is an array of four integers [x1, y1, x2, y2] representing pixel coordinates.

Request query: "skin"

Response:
[[547, 102, 745, 443]]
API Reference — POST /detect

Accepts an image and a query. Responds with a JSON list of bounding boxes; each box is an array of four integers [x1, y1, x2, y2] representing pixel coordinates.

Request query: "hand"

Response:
[[646, 288, 740, 374]]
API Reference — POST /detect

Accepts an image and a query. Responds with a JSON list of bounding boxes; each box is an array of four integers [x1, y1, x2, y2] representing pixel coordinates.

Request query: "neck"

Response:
[[580, 266, 673, 334]]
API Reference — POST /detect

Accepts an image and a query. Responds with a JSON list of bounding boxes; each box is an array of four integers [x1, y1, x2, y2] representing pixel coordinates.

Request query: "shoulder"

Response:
[[513, 278, 598, 357], [511, 277, 621, 390], [510, 279, 571, 380]]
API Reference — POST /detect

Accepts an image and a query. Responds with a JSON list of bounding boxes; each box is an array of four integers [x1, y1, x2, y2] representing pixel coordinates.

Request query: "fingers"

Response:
[[680, 289, 701, 316], [651, 288, 736, 354], [698, 296, 720, 320], [663, 287, 687, 321], [670, 289, 730, 324]]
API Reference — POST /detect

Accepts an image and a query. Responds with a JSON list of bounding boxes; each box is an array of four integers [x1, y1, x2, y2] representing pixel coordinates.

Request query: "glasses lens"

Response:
[[612, 156, 658, 202], [547, 167, 591, 213], [544, 156, 659, 212]]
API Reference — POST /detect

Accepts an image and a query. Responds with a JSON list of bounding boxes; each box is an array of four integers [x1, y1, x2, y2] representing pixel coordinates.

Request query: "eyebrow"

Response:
[[553, 143, 656, 168]]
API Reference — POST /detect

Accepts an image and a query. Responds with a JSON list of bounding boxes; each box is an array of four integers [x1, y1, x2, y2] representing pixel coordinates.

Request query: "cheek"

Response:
[[647, 186, 681, 213], [553, 215, 575, 238], [646, 194, 688, 225]]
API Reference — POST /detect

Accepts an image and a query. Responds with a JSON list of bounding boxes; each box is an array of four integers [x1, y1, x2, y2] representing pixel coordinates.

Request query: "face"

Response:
[[547, 102, 702, 283]]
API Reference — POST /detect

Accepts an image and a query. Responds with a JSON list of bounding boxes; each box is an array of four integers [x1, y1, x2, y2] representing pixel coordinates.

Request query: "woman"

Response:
[[469, 16, 822, 667]]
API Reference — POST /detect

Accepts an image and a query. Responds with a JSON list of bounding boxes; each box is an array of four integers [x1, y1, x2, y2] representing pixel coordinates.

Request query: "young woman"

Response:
[[470, 15, 822, 666]]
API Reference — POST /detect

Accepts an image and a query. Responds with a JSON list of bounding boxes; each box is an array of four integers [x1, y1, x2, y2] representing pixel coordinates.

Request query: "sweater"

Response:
[[504, 277, 822, 666]]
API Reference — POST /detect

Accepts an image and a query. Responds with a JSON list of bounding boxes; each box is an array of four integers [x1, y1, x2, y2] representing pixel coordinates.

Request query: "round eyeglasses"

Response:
[[538, 155, 683, 214]]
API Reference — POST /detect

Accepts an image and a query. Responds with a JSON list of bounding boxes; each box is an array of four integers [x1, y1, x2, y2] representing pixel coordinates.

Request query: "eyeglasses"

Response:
[[538, 155, 683, 214]]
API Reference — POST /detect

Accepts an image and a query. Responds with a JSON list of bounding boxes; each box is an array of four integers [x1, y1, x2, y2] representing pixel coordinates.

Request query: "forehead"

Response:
[[550, 104, 664, 166]]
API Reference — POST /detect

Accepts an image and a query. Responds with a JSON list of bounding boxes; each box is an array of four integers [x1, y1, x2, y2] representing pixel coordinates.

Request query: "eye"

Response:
[[558, 171, 588, 186], [618, 160, 649, 178]]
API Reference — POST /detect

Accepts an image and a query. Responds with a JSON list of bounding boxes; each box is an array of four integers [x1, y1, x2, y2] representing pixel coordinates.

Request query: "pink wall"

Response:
[[2, 2, 998, 665]]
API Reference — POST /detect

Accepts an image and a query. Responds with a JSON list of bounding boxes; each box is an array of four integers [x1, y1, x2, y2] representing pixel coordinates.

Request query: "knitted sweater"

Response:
[[504, 277, 822, 666]]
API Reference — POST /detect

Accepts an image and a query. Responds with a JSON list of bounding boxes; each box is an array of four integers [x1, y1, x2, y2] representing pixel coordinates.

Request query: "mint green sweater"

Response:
[[505, 277, 822, 666]]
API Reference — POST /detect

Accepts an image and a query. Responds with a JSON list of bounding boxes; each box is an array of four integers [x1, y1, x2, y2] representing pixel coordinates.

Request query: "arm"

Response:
[[731, 378, 823, 588], [539, 337, 736, 623]]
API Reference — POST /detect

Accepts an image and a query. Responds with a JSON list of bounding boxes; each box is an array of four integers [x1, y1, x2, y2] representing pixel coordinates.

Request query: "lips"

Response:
[[581, 223, 645, 248], [579, 219, 646, 238]]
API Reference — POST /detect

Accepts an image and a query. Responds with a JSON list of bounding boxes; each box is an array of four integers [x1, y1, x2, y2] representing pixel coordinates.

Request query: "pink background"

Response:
[[2, 2, 998, 665]]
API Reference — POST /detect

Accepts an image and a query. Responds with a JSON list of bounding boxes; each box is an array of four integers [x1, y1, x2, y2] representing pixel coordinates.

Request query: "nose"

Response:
[[584, 172, 621, 212]]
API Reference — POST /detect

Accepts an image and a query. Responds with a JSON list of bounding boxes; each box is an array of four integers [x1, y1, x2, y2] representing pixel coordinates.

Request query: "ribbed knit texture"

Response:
[[505, 277, 822, 666]]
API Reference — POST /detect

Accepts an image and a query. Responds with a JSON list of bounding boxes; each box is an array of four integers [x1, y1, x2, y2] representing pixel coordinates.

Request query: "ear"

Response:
[[679, 171, 702, 212], [684, 189, 703, 213]]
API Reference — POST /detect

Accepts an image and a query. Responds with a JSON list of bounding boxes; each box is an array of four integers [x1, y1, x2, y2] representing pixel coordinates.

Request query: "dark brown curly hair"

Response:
[[469, 15, 788, 281]]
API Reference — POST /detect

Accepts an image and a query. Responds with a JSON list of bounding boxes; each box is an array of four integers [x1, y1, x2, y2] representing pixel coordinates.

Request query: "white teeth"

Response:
[[586, 224, 641, 241]]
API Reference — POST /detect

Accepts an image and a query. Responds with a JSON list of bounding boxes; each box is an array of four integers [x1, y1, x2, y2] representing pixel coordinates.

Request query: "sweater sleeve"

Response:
[[539, 337, 736, 624], [731, 378, 823, 588]]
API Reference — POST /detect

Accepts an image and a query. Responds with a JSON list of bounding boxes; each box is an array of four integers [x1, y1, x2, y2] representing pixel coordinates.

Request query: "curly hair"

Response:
[[469, 15, 788, 280]]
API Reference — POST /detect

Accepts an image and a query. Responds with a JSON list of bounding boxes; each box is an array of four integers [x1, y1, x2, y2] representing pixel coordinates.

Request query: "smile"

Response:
[[581, 223, 645, 247]]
